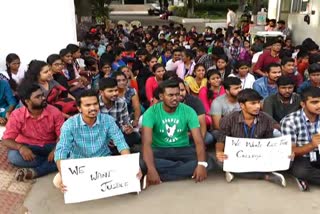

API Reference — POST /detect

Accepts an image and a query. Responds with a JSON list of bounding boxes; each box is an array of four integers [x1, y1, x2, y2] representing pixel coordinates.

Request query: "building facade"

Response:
[[268, 0, 320, 45]]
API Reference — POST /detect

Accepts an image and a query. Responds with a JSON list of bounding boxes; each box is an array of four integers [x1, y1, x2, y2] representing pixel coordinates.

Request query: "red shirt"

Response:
[[3, 105, 64, 147], [253, 51, 280, 74], [145, 76, 158, 103]]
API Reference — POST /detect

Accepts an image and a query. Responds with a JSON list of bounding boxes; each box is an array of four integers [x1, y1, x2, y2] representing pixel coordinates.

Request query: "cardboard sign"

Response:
[[61, 153, 141, 204], [223, 136, 291, 173]]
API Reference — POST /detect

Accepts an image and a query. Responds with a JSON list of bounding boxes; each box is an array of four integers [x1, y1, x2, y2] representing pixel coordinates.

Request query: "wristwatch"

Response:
[[198, 161, 208, 168]]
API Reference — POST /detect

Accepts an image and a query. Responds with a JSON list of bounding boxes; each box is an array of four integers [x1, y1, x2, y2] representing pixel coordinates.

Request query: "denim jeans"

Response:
[[141, 147, 213, 181], [7, 143, 58, 178]]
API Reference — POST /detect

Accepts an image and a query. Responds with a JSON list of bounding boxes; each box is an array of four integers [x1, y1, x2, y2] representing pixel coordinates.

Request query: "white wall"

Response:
[[0, 0, 77, 71], [287, 0, 320, 45]]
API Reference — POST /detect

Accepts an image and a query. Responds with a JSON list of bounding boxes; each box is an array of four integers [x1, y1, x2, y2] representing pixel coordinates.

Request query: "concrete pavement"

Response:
[[24, 171, 320, 214]]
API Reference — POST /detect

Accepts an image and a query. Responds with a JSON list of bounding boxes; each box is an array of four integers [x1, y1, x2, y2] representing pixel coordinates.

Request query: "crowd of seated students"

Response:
[[1, 22, 320, 193]]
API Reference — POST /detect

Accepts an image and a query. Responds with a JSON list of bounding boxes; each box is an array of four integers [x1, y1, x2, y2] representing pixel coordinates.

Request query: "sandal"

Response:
[[15, 168, 36, 182]]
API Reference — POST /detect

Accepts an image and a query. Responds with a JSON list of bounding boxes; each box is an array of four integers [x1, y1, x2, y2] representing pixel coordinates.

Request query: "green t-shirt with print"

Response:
[[142, 102, 200, 148]]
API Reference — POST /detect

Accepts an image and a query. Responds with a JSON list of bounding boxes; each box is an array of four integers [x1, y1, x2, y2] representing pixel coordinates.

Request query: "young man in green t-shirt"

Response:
[[141, 79, 209, 187]]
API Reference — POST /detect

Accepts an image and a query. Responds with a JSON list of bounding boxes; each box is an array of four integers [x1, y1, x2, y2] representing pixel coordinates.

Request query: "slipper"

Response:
[[15, 168, 36, 182]]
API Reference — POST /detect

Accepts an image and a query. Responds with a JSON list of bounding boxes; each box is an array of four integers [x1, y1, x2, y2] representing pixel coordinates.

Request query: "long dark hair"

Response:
[[5, 53, 19, 91], [24, 60, 47, 83], [206, 69, 221, 100]]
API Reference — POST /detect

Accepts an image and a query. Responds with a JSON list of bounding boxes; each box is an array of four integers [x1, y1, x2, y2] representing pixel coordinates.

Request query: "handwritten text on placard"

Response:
[[61, 153, 141, 204], [223, 136, 291, 173]]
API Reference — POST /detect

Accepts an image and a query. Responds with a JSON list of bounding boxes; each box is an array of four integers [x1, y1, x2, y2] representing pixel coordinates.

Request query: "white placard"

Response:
[[61, 153, 141, 204], [223, 136, 292, 173]]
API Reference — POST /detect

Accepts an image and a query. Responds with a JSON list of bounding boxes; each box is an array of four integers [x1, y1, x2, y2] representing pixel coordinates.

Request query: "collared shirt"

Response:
[[263, 93, 301, 123], [253, 50, 280, 74], [253, 76, 278, 99], [99, 96, 130, 130], [2, 105, 64, 147], [54, 113, 129, 161], [281, 109, 319, 157], [217, 111, 274, 143]]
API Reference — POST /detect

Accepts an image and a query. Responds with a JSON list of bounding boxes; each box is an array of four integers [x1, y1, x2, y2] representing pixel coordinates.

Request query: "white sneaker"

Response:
[[268, 172, 286, 187], [225, 172, 234, 183]]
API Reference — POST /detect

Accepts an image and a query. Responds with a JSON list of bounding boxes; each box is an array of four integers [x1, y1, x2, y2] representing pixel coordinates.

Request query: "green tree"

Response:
[[91, 0, 113, 24]]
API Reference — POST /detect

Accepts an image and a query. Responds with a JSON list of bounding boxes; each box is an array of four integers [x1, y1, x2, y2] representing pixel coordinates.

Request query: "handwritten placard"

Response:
[[61, 153, 141, 204], [223, 136, 291, 173]]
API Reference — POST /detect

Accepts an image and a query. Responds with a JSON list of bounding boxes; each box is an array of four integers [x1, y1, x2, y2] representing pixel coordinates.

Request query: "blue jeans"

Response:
[[141, 147, 213, 181], [7, 143, 57, 178]]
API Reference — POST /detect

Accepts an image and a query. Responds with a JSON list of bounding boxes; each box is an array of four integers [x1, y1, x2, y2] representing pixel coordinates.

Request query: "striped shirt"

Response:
[[217, 111, 274, 142], [54, 113, 129, 161], [281, 109, 319, 157]]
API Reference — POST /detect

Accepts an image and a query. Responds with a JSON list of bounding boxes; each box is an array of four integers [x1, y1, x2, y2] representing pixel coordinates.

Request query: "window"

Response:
[[291, 0, 309, 13]]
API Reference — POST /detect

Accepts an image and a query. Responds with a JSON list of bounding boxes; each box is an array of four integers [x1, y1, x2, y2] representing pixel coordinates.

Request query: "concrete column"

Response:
[[268, 0, 279, 19]]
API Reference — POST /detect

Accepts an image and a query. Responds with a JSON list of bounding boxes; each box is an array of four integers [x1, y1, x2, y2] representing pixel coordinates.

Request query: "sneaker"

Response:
[[140, 174, 148, 190], [294, 177, 309, 192], [225, 172, 234, 183], [268, 172, 286, 187]]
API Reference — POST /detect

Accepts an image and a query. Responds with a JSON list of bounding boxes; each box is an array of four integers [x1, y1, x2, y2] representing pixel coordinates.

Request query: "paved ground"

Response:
[[0, 144, 32, 214], [24, 171, 320, 214]]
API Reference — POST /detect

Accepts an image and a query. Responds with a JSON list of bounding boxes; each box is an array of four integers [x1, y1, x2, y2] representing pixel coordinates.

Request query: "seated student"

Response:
[[173, 77, 214, 145], [281, 87, 320, 191], [165, 48, 182, 72], [145, 63, 166, 105], [141, 79, 210, 186], [0, 80, 17, 125], [199, 70, 225, 126], [112, 71, 141, 128], [53, 90, 140, 191], [99, 78, 140, 147], [229, 60, 255, 89], [184, 63, 207, 96], [1, 83, 64, 181], [215, 89, 287, 187], [298, 63, 320, 93], [281, 57, 303, 88], [263, 76, 301, 123], [210, 77, 242, 130], [253, 63, 282, 99], [111, 48, 127, 71]]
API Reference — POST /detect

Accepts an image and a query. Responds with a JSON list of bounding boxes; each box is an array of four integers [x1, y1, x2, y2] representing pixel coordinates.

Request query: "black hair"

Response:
[[152, 63, 165, 73], [237, 89, 262, 103], [172, 48, 183, 54], [309, 54, 320, 64], [47, 54, 61, 65], [59, 48, 71, 57], [281, 57, 295, 66], [24, 60, 47, 83], [5, 53, 19, 91], [223, 76, 242, 91], [308, 63, 320, 74], [206, 69, 221, 100], [146, 54, 157, 63], [183, 49, 195, 60], [66, 44, 80, 54], [297, 50, 309, 59], [76, 89, 99, 107], [276, 76, 295, 86], [197, 46, 207, 53], [158, 79, 180, 94], [266, 63, 281, 73], [17, 83, 41, 106], [192, 63, 206, 77], [99, 77, 118, 91], [111, 71, 126, 79], [163, 70, 178, 81], [300, 86, 320, 102], [234, 60, 251, 70]]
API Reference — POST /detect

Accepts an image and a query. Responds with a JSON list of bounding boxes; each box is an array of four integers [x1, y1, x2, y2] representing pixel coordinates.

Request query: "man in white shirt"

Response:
[[226, 7, 237, 40]]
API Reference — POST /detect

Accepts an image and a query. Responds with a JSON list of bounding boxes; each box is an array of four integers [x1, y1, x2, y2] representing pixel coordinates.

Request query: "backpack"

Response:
[[47, 85, 78, 115]]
